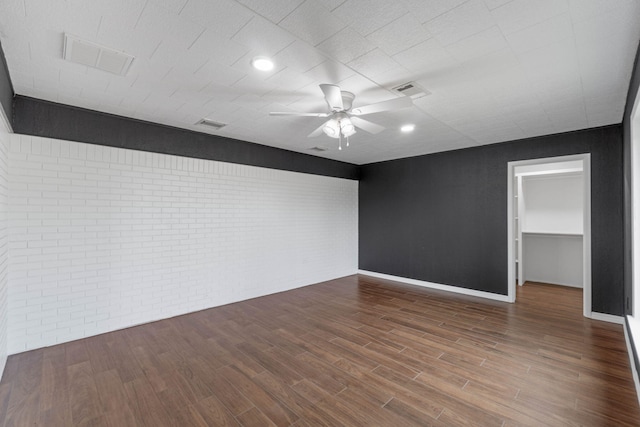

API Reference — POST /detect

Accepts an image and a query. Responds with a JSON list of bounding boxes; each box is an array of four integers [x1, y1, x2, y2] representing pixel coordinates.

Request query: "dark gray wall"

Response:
[[0, 41, 14, 126], [360, 125, 624, 315], [13, 96, 359, 180], [623, 40, 640, 316]]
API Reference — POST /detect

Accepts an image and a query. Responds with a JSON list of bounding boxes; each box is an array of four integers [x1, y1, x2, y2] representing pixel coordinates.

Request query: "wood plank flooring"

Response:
[[1, 275, 639, 426]]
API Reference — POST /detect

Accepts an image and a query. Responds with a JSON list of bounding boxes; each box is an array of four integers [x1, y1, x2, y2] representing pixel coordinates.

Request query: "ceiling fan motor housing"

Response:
[[340, 91, 355, 111]]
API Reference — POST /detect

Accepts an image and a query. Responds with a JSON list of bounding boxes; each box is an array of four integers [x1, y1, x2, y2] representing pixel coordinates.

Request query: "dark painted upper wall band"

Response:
[[0, 41, 14, 127], [12, 96, 360, 180]]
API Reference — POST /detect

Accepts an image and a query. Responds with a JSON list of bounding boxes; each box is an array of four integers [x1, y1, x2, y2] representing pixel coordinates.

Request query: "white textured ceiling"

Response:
[[1, 0, 639, 165]]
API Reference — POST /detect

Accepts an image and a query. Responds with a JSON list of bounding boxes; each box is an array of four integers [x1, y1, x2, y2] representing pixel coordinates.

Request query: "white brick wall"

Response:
[[0, 122, 9, 375], [7, 134, 358, 353]]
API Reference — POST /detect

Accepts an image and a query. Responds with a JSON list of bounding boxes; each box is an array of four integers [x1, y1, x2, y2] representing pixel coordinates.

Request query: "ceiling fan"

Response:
[[269, 84, 413, 150]]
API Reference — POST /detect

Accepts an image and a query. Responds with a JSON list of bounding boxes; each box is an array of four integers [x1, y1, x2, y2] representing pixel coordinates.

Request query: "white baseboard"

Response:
[[0, 355, 5, 383], [524, 277, 583, 289], [623, 317, 640, 408], [357, 270, 511, 303], [590, 312, 625, 324]]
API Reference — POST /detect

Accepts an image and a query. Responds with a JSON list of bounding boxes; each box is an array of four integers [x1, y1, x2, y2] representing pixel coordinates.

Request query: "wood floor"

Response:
[[0, 275, 639, 426]]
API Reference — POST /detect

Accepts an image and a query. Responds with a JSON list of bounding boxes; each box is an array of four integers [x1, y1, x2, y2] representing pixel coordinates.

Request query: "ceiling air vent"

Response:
[[63, 33, 135, 76], [391, 81, 430, 99], [195, 118, 227, 130], [310, 147, 328, 152]]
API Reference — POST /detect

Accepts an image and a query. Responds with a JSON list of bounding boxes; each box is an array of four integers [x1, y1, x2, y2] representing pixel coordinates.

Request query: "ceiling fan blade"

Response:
[[350, 117, 385, 134], [320, 84, 344, 111], [308, 122, 327, 138], [351, 96, 413, 116], [269, 111, 329, 117]]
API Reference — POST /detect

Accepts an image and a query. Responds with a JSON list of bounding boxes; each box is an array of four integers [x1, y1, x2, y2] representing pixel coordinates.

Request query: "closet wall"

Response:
[[518, 170, 584, 287]]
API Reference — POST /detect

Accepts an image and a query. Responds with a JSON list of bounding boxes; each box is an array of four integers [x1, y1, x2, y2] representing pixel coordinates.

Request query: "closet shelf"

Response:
[[521, 231, 583, 237]]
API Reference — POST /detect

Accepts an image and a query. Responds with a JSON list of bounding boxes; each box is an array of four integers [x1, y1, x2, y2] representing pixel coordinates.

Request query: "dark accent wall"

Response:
[[623, 40, 640, 316], [0, 41, 14, 126], [13, 96, 359, 180], [360, 125, 624, 315]]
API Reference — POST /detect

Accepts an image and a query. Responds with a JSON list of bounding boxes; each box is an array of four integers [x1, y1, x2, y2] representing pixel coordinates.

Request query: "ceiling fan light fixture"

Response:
[[401, 124, 415, 133], [251, 56, 274, 71], [340, 118, 356, 137], [323, 117, 357, 139], [322, 119, 340, 138]]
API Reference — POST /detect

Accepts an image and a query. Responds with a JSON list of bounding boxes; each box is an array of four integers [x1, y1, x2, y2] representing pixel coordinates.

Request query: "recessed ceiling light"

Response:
[[401, 124, 415, 133], [251, 56, 274, 71]]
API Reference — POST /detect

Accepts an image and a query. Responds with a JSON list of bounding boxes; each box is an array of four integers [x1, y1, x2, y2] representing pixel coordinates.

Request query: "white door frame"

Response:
[[507, 154, 592, 318], [631, 84, 640, 317]]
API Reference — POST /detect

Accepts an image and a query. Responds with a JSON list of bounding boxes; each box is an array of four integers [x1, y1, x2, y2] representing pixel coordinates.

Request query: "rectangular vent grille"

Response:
[[391, 81, 430, 99], [196, 118, 227, 130], [63, 34, 134, 76]]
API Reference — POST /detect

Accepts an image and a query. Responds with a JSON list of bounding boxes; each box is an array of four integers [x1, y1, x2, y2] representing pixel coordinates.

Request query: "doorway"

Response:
[[507, 154, 592, 317]]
